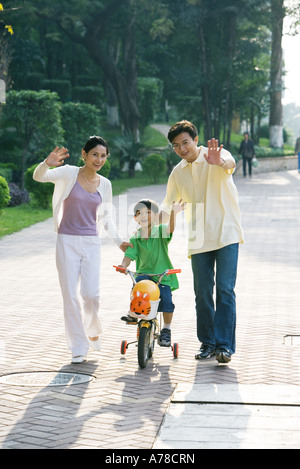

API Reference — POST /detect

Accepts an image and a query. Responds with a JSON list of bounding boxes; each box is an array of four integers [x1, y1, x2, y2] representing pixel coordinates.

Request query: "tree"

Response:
[[176, 0, 271, 146], [3, 0, 291, 154], [0, 1, 14, 104], [269, 0, 285, 148], [113, 132, 145, 178], [30, 0, 141, 140], [1, 90, 64, 189], [0, 2, 15, 35], [60, 102, 102, 165]]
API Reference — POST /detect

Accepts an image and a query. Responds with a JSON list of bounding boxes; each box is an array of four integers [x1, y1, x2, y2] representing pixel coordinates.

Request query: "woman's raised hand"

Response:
[[45, 146, 70, 167]]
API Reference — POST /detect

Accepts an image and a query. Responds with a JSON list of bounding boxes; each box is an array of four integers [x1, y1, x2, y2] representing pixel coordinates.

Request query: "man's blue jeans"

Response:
[[191, 243, 239, 355]]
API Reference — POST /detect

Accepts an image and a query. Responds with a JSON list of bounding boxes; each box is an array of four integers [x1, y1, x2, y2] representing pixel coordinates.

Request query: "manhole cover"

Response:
[[284, 335, 300, 346], [0, 371, 94, 387]]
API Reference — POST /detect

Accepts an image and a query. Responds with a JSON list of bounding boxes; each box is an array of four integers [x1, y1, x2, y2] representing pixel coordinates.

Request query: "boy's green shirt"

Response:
[[125, 224, 179, 291]]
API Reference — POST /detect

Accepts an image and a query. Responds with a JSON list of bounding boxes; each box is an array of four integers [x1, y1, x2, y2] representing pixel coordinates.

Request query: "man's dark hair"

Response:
[[167, 120, 198, 143]]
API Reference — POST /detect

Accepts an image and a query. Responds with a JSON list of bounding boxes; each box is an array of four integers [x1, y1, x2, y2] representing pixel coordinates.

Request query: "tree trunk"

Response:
[[83, 36, 140, 140], [198, 22, 212, 141], [269, 0, 285, 148], [105, 80, 120, 127], [222, 6, 238, 149]]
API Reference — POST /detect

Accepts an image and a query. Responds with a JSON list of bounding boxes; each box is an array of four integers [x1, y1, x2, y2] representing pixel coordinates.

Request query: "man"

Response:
[[238, 132, 256, 177], [160, 120, 243, 363]]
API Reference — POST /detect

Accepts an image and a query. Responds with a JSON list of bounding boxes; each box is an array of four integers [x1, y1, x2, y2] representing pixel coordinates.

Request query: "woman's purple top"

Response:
[[58, 180, 102, 236]]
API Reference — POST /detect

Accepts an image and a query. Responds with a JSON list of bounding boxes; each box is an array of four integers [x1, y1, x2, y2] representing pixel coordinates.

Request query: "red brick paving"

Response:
[[0, 170, 300, 449]]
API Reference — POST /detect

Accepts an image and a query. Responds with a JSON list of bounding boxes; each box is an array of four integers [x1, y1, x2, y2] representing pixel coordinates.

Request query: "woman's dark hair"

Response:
[[83, 135, 109, 155], [167, 120, 198, 143]]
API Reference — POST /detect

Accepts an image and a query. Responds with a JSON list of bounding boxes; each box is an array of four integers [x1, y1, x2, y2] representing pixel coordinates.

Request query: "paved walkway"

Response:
[[1, 170, 300, 449]]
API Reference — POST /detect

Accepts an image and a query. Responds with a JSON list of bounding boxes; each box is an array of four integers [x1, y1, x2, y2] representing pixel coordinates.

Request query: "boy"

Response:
[[118, 198, 184, 347]]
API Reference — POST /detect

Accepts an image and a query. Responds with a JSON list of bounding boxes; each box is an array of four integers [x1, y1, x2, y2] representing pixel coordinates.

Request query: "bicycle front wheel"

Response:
[[137, 326, 151, 369]]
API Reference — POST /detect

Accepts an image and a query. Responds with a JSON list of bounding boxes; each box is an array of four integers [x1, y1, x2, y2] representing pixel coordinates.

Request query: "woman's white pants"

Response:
[[56, 234, 103, 357]]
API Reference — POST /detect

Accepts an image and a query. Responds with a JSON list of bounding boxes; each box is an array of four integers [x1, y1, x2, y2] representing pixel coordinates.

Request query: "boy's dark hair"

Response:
[[167, 120, 198, 143], [134, 199, 159, 216]]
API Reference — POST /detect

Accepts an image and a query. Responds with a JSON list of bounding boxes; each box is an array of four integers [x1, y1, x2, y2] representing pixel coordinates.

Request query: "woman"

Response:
[[33, 136, 131, 364]]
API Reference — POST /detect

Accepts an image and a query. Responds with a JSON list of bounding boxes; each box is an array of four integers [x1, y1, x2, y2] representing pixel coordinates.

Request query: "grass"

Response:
[[0, 204, 52, 239], [141, 125, 168, 147], [0, 171, 168, 238], [111, 171, 169, 196]]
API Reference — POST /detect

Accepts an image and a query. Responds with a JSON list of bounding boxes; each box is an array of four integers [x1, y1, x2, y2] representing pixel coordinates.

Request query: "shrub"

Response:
[[8, 183, 30, 207], [254, 146, 294, 157], [0, 163, 18, 183], [78, 156, 111, 178], [162, 148, 180, 174], [25, 164, 53, 209], [113, 132, 145, 178], [72, 86, 105, 109], [142, 153, 166, 184], [61, 102, 103, 165], [0, 176, 10, 212], [100, 158, 111, 178], [1, 90, 64, 189], [0, 166, 12, 182], [138, 77, 163, 127], [41, 79, 72, 102]]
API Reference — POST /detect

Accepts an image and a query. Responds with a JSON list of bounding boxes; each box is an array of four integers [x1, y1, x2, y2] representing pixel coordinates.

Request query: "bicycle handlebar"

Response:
[[165, 269, 181, 275], [113, 265, 127, 273], [113, 266, 181, 276]]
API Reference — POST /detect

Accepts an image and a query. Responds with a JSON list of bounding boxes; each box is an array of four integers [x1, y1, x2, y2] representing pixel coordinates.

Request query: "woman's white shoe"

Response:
[[89, 337, 101, 351], [72, 355, 86, 364]]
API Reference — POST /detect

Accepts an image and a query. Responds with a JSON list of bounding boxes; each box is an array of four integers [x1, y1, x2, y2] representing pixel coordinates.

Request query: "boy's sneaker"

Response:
[[121, 315, 138, 325], [158, 328, 171, 347]]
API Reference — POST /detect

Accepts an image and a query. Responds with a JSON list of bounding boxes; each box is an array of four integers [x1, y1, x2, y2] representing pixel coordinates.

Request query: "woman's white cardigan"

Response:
[[33, 161, 123, 246]]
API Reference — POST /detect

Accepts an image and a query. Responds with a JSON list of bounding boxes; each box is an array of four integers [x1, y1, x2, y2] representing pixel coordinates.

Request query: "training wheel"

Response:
[[120, 340, 128, 355], [172, 342, 179, 359]]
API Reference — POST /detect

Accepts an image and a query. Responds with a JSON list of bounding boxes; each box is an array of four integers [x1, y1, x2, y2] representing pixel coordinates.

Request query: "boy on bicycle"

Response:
[[118, 198, 184, 346]]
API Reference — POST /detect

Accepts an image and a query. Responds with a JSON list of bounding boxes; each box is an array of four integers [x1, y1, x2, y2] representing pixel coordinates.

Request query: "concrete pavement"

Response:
[[1, 169, 300, 449]]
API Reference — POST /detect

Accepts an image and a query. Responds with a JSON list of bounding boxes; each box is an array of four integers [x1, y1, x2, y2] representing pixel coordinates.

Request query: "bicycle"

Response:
[[113, 266, 181, 369]]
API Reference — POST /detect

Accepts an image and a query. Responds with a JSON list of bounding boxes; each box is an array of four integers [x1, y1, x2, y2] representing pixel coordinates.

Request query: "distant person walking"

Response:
[[238, 132, 256, 177], [33, 136, 131, 364]]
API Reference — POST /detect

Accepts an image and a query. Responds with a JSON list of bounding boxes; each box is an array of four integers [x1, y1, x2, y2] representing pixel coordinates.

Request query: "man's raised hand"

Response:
[[204, 138, 224, 166]]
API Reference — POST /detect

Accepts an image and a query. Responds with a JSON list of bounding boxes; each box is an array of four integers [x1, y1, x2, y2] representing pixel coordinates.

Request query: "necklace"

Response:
[[80, 167, 99, 186]]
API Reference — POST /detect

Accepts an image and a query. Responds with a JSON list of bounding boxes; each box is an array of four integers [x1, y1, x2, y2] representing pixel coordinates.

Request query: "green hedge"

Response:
[[0, 175, 10, 212], [25, 164, 53, 209], [142, 153, 166, 183]]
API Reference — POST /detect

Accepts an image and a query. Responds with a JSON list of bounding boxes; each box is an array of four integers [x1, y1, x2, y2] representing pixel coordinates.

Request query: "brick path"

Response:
[[1, 170, 300, 449]]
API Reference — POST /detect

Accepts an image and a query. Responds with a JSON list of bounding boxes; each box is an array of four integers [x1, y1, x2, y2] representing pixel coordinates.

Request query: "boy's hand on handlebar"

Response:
[[115, 265, 127, 274], [119, 241, 133, 253]]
